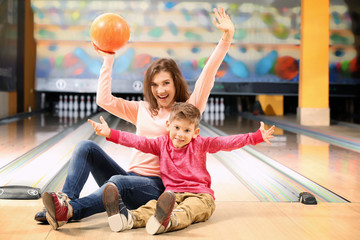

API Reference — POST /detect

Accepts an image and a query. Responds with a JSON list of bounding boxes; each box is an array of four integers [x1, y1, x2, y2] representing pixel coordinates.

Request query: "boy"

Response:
[[88, 102, 275, 234]]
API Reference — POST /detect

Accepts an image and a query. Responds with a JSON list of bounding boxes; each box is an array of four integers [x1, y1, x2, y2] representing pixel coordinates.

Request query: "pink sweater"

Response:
[[97, 39, 231, 177], [107, 129, 264, 199]]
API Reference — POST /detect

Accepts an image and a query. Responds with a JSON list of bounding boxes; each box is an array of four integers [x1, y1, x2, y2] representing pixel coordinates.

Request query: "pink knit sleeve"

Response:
[[187, 39, 231, 113], [202, 130, 264, 153], [96, 55, 139, 125], [107, 129, 161, 156]]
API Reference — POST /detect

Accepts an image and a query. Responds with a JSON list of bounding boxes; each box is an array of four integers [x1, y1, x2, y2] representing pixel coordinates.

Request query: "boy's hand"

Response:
[[213, 6, 235, 35], [88, 116, 111, 138], [259, 121, 275, 145]]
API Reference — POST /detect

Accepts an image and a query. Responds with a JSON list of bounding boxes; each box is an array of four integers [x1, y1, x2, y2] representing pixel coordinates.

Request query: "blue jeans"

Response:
[[62, 140, 164, 220]]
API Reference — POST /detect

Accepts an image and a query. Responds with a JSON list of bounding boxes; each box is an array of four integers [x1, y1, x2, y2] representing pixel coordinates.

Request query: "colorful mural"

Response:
[[31, 0, 359, 93]]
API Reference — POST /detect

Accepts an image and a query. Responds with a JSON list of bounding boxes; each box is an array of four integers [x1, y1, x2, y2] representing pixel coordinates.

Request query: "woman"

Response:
[[36, 6, 234, 229]]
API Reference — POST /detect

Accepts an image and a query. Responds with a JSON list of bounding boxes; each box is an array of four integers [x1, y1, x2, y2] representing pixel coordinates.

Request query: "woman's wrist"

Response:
[[222, 30, 234, 42]]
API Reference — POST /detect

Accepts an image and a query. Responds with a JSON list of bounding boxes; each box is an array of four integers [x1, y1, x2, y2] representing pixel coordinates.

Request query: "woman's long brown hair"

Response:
[[143, 58, 190, 116]]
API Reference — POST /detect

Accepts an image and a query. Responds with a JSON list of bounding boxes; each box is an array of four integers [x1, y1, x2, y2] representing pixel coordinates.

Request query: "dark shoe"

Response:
[[103, 182, 133, 232], [34, 208, 48, 224], [146, 191, 176, 235], [42, 192, 72, 230]]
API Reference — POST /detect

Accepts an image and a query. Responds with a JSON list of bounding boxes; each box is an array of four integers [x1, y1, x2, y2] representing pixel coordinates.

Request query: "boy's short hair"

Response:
[[169, 102, 201, 128]]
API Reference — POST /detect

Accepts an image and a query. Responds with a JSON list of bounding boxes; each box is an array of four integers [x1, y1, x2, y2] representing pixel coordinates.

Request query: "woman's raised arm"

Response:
[[187, 6, 234, 113]]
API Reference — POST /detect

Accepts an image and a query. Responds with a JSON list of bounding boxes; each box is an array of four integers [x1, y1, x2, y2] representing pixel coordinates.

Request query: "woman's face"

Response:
[[151, 71, 176, 109]]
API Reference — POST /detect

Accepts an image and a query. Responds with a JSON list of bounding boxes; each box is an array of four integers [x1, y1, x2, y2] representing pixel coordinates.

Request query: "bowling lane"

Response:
[[34, 111, 350, 203], [208, 113, 360, 202], [0, 113, 114, 192], [0, 112, 69, 168]]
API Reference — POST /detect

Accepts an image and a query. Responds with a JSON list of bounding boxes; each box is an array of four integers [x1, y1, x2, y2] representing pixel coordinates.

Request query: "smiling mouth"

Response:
[[158, 95, 168, 100]]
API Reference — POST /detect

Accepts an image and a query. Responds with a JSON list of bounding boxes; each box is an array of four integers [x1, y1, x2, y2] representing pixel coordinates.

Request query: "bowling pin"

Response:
[[80, 95, 85, 111], [220, 97, 225, 112], [203, 111, 209, 123], [86, 110, 91, 117], [41, 113, 45, 127], [220, 112, 225, 126], [210, 112, 214, 125], [80, 110, 85, 119], [73, 110, 78, 123], [204, 100, 209, 114], [215, 97, 219, 113], [215, 112, 219, 126], [209, 97, 214, 113], [68, 110, 73, 125], [63, 109, 68, 126], [63, 95, 68, 111], [68, 95, 73, 111], [92, 95, 98, 113], [41, 93, 46, 109], [58, 95, 63, 111], [73, 95, 79, 112], [86, 95, 91, 112], [58, 109, 63, 124]]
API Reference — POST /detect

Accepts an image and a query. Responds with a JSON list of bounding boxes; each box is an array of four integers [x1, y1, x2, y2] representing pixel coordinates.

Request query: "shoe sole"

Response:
[[146, 191, 176, 235], [146, 215, 163, 235], [103, 183, 127, 232], [42, 192, 58, 230]]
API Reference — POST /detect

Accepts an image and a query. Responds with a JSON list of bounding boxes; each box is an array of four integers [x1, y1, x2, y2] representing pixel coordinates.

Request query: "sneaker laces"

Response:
[[55, 192, 73, 221], [55, 192, 69, 206]]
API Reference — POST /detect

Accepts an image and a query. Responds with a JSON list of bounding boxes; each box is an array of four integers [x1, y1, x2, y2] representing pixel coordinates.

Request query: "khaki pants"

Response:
[[131, 192, 215, 232]]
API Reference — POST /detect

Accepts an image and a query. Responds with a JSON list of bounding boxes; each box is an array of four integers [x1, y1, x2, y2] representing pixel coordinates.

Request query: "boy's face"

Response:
[[166, 119, 200, 149]]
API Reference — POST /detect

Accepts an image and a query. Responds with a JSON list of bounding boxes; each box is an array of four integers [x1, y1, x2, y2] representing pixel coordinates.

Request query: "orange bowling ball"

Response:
[[90, 13, 130, 53]]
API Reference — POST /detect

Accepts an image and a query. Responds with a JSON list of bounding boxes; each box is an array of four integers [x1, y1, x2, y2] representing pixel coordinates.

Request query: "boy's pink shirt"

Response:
[[97, 39, 231, 177], [107, 129, 264, 199]]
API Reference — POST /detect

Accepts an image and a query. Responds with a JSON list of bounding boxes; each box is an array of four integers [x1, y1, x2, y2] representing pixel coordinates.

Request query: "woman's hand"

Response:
[[88, 116, 111, 138], [259, 121, 275, 145], [91, 42, 115, 56], [213, 6, 235, 42]]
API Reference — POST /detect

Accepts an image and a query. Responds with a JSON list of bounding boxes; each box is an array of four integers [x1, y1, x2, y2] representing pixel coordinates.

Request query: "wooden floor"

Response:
[[1, 199, 360, 240], [1, 153, 360, 239]]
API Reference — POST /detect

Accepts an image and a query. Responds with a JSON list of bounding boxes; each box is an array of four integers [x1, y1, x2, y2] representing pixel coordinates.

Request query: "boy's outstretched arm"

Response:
[[88, 116, 111, 138], [259, 121, 275, 145]]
